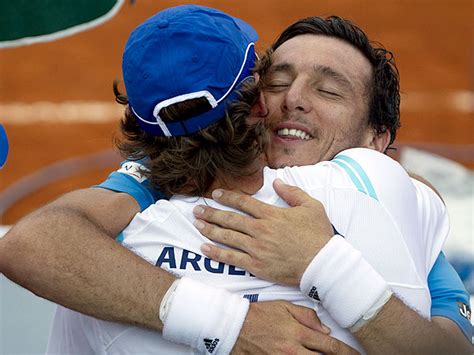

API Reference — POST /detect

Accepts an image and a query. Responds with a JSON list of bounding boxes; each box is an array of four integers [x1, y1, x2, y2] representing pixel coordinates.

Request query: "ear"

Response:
[[252, 91, 269, 117], [365, 129, 391, 153], [250, 73, 268, 117]]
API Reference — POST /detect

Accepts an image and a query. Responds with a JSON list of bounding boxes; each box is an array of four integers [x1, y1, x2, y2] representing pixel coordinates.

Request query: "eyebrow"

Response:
[[268, 63, 295, 76]]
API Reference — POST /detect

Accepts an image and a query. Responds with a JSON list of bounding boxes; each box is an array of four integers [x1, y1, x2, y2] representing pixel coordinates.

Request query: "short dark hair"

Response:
[[257, 16, 401, 148], [114, 80, 266, 197]]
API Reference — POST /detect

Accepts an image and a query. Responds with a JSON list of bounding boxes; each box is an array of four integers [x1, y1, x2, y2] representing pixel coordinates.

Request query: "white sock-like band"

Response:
[[161, 277, 250, 354], [299, 235, 392, 328], [349, 287, 393, 333]]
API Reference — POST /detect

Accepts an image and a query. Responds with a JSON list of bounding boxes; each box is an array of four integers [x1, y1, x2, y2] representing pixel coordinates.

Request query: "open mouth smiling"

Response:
[[276, 128, 313, 140]]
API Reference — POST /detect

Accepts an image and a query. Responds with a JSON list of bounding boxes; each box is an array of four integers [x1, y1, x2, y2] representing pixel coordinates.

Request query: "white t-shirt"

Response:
[[47, 148, 449, 354]]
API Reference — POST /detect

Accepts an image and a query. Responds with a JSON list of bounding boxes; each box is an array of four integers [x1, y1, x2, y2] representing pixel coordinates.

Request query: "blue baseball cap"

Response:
[[0, 124, 9, 169], [122, 5, 258, 137]]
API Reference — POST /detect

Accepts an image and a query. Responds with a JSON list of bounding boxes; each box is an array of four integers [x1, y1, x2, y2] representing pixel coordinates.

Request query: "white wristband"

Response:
[[159, 279, 180, 323], [299, 235, 391, 328], [349, 288, 393, 333], [161, 277, 250, 354]]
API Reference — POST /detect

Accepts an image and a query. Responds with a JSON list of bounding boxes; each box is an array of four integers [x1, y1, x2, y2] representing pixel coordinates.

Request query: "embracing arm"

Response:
[[354, 296, 471, 354], [194, 182, 472, 354], [356, 248, 472, 354], [0, 187, 356, 353], [0, 188, 173, 330]]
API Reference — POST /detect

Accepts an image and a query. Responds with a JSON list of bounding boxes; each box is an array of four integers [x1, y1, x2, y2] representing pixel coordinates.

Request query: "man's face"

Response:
[[263, 34, 375, 168]]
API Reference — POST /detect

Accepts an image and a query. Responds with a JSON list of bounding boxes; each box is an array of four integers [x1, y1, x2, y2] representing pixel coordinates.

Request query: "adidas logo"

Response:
[[457, 302, 471, 321], [308, 286, 320, 301], [203, 338, 220, 353]]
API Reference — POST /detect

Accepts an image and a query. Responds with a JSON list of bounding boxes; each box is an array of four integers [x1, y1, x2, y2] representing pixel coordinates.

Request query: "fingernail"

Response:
[[201, 244, 211, 253], [194, 220, 205, 230], [321, 324, 331, 334], [193, 206, 205, 215], [274, 178, 284, 185], [212, 189, 223, 199]]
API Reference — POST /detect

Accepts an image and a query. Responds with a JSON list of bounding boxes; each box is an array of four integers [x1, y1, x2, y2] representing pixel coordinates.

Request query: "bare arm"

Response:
[[194, 182, 473, 354], [0, 187, 355, 353], [0, 188, 173, 330], [354, 297, 471, 354]]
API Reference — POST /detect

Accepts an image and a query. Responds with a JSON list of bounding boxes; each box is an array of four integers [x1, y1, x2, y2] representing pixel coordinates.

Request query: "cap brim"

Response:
[[0, 124, 9, 169], [232, 17, 258, 43]]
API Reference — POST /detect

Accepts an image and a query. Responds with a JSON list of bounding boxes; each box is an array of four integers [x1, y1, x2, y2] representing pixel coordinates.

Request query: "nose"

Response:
[[282, 80, 312, 113]]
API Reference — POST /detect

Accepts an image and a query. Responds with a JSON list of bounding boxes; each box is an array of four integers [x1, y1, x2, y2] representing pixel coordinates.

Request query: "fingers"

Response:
[[194, 219, 253, 253], [211, 189, 276, 218], [273, 178, 320, 208], [285, 303, 330, 334], [298, 328, 359, 354], [193, 204, 256, 236], [239, 301, 358, 354], [200, 242, 252, 272], [283, 303, 360, 354]]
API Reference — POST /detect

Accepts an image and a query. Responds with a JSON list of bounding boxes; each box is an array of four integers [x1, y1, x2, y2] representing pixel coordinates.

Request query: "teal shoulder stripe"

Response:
[[332, 159, 367, 195], [335, 155, 378, 200]]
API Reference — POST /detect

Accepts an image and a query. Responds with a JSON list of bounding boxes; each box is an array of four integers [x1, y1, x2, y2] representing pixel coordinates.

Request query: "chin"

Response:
[[269, 158, 296, 169], [268, 159, 289, 169], [267, 148, 310, 168]]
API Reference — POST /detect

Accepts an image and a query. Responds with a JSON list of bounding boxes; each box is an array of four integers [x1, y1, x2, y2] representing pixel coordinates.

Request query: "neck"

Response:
[[204, 154, 266, 198]]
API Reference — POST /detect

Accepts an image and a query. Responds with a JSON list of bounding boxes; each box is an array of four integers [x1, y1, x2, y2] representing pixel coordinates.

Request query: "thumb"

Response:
[[285, 303, 330, 334], [273, 178, 318, 208]]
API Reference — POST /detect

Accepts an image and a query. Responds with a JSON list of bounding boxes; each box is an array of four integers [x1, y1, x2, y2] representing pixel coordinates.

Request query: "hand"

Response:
[[193, 179, 333, 286], [233, 301, 359, 354]]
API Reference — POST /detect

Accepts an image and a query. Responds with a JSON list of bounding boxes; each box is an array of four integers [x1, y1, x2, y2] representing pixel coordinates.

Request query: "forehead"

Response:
[[271, 34, 372, 89]]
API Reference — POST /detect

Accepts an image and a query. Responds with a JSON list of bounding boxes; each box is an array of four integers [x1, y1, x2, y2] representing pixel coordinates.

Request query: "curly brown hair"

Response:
[[114, 79, 267, 197]]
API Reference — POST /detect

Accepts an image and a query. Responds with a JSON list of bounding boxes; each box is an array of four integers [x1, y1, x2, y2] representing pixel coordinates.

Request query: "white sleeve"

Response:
[[278, 147, 445, 318], [411, 179, 449, 272], [331, 148, 449, 279]]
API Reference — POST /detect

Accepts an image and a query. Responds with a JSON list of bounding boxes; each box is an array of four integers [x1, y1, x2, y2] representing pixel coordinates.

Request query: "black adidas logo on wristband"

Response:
[[204, 338, 220, 353]]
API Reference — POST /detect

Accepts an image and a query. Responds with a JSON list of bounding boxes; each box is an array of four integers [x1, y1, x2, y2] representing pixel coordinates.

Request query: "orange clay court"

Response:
[[0, 0, 472, 224]]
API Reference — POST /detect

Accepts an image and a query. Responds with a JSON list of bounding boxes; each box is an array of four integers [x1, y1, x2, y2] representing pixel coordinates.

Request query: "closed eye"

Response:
[[318, 89, 341, 97], [265, 83, 290, 92]]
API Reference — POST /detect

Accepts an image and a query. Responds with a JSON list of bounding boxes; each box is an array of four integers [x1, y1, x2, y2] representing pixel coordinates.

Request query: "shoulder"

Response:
[[331, 148, 421, 207], [276, 148, 413, 202], [94, 160, 166, 211]]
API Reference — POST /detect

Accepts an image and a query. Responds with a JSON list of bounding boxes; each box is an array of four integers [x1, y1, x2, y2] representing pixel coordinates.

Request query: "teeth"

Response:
[[277, 128, 312, 140]]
